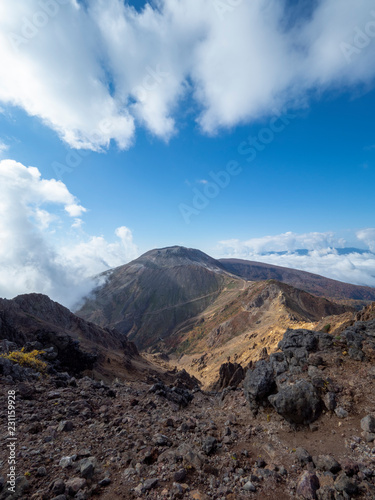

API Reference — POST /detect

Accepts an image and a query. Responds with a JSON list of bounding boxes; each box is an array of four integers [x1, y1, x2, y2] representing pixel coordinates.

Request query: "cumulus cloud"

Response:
[[0, 0, 374, 149], [60, 226, 138, 278], [357, 228, 375, 252], [216, 230, 375, 287], [0, 159, 138, 308]]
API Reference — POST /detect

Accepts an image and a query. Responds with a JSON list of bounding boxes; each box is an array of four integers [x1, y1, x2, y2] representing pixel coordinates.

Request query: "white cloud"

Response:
[[0, 140, 9, 156], [0, 159, 139, 308], [0, 1, 374, 149], [61, 225, 138, 278], [65, 203, 86, 217], [216, 230, 375, 287], [357, 228, 375, 252], [218, 231, 346, 255]]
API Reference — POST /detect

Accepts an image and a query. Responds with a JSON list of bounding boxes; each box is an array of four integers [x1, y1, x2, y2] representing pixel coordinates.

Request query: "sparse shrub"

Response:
[[0, 348, 47, 373], [323, 324, 331, 333]]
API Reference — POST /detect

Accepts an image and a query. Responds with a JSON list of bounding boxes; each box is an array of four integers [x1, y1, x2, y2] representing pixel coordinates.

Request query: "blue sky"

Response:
[[0, 0, 375, 307]]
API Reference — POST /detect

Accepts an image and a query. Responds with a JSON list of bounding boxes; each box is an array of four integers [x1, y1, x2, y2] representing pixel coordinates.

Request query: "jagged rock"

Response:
[[154, 434, 172, 447], [334, 407, 348, 419], [179, 444, 205, 470], [269, 352, 288, 375], [202, 436, 217, 456], [50, 479, 66, 495], [341, 460, 359, 477], [278, 329, 333, 362], [312, 455, 341, 473], [243, 481, 257, 492], [348, 346, 365, 361], [174, 469, 187, 482], [17, 382, 35, 400], [65, 478, 86, 496], [243, 360, 276, 412], [341, 329, 364, 349], [149, 380, 193, 407], [98, 477, 111, 487], [296, 471, 320, 499], [142, 478, 159, 491], [334, 472, 358, 495], [211, 362, 245, 391], [79, 457, 96, 479], [278, 329, 317, 352], [0, 357, 37, 382], [364, 431, 375, 442], [57, 420, 74, 432], [296, 447, 312, 465], [361, 414, 375, 433], [323, 392, 336, 411], [172, 368, 201, 390], [59, 457, 73, 469], [268, 380, 322, 425], [0, 339, 18, 353]]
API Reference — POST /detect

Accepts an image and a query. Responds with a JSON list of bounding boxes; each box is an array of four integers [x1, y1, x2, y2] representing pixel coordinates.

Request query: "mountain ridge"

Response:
[[77, 246, 355, 357], [219, 257, 375, 303]]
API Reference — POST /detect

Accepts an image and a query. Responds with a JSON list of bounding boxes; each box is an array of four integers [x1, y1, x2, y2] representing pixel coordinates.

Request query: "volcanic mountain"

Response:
[[77, 246, 231, 349], [77, 246, 354, 357]]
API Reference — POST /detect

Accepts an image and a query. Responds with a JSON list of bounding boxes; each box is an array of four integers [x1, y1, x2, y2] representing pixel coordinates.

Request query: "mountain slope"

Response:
[[0, 293, 151, 380], [77, 247, 353, 357], [167, 279, 353, 385], [77, 246, 233, 349], [220, 258, 375, 303]]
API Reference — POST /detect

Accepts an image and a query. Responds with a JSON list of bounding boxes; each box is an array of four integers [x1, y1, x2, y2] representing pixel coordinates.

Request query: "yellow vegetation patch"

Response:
[[1, 348, 47, 373]]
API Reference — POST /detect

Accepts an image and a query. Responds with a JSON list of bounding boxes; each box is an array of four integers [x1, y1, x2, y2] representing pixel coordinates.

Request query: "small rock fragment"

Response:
[[361, 414, 375, 433], [202, 436, 217, 455]]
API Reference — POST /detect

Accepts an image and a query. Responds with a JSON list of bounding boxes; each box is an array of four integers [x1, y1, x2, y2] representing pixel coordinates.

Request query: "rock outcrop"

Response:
[[0, 293, 140, 378], [211, 361, 245, 391], [244, 321, 375, 426]]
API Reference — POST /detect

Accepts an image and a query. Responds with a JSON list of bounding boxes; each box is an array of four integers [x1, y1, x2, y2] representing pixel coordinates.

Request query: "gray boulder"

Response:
[[243, 360, 276, 412], [312, 455, 341, 474], [268, 380, 322, 425]]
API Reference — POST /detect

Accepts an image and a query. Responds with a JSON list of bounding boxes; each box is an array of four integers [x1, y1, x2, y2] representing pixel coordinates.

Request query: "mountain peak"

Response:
[[129, 245, 226, 272]]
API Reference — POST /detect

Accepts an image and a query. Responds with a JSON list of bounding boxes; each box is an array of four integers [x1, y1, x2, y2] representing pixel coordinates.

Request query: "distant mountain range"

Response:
[[249, 247, 373, 257], [76, 246, 367, 354], [220, 258, 375, 302]]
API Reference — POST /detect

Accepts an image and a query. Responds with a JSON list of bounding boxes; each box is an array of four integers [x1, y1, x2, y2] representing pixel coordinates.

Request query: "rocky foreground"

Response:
[[1, 318, 375, 499]]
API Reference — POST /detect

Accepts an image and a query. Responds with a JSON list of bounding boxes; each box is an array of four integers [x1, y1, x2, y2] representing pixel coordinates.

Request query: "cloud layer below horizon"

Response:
[[0, 0, 375, 150], [216, 231, 375, 287]]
